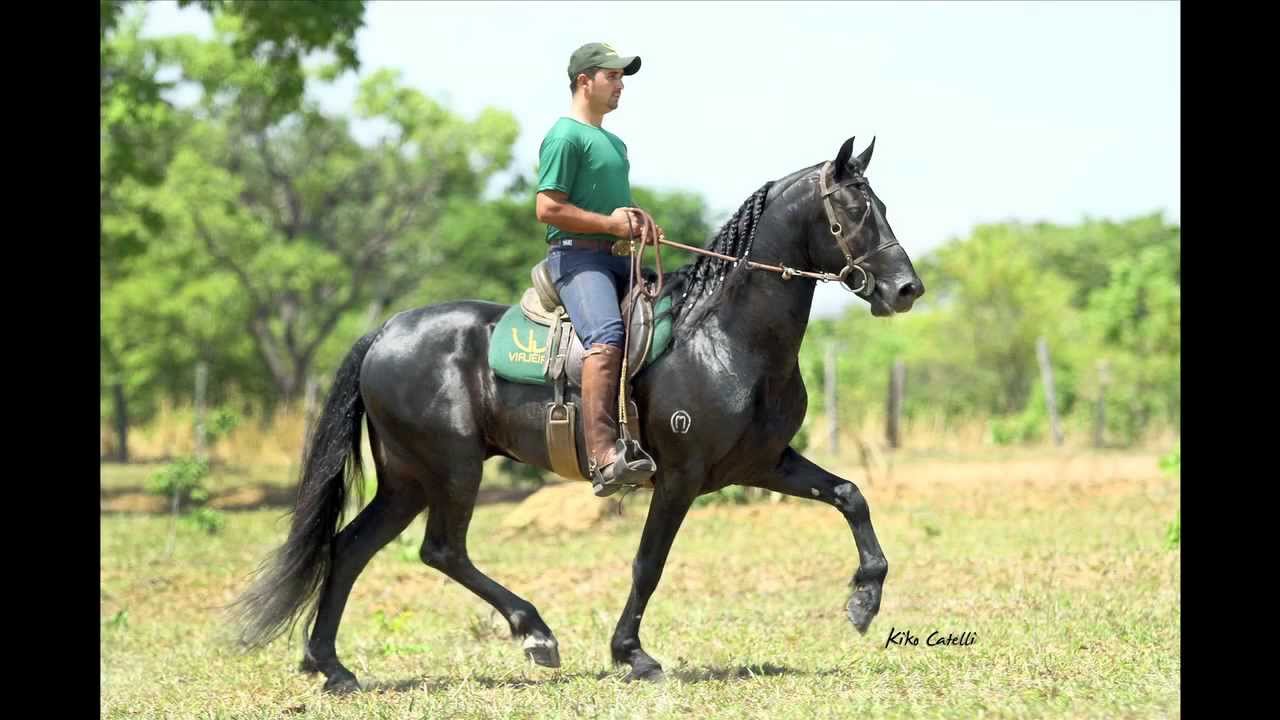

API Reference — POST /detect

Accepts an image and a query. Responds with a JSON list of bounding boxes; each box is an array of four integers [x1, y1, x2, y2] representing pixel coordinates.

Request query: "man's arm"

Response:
[[536, 191, 633, 239]]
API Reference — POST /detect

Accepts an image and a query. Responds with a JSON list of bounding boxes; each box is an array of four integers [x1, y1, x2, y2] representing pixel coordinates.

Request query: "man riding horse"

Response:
[[228, 40, 926, 693], [534, 42, 662, 497]]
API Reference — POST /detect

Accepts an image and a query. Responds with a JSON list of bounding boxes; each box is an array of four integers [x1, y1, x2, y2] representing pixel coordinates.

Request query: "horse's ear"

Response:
[[834, 136, 856, 179], [855, 136, 876, 172]]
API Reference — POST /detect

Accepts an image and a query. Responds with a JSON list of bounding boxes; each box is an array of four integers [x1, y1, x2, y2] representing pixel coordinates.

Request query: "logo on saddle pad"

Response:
[[509, 328, 546, 365]]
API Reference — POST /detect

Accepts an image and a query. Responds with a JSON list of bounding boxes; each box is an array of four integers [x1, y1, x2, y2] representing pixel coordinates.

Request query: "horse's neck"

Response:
[[708, 209, 817, 362]]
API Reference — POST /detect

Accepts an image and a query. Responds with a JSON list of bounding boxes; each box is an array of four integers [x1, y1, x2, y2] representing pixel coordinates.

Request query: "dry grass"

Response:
[[808, 408, 1178, 458], [107, 398, 1177, 468], [108, 398, 311, 467]]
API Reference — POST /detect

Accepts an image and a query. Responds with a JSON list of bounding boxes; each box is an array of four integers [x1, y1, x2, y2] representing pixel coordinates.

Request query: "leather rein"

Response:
[[621, 161, 899, 302]]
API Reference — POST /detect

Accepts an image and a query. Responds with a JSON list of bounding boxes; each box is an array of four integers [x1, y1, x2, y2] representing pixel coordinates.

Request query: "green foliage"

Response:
[[206, 408, 241, 441], [104, 609, 129, 632], [102, 20, 523, 416], [799, 213, 1179, 447], [178, 0, 366, 73], [791, 414, 811, 453], [692, 486, 754, 507], [101, 9, 184, 268], [143, 407, 242, 534], [1159, 445, 1180, 476], [1085, 240, 1181, 444], [1160, 445, 1179, 549], [146, 456, 210, 503], [184, 507, 227, 535], [102, 0, 371, 427], [630, 186, 714, 273], [915, 223, 1082, 415]]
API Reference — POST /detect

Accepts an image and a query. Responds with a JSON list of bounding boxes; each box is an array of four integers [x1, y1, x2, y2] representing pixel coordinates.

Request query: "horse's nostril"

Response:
[[898, 282, 918, 299]]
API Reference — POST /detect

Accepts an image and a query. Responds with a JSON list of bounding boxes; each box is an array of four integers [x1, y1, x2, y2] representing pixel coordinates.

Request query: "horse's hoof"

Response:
[[322, 670, 361, 695], [846, 588, 879, 634], [624, 662, 665, 683], [523, 634, 561, 668]]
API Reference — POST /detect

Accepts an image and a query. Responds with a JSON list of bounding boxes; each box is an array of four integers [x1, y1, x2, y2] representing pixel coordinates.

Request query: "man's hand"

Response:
[[615, 207, 663, 247], [608, 207, 636, 239]]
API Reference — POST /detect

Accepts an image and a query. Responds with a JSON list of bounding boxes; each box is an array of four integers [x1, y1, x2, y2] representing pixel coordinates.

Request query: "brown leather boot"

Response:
[[581, 343, 656, 496]]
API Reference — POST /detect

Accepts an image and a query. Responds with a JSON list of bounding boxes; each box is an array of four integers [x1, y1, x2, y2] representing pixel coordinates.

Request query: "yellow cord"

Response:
[[618, 356, 628, 424]]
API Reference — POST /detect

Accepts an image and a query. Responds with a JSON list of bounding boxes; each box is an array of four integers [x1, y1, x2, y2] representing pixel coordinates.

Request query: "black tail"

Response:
[[227, 330, 380, 650]]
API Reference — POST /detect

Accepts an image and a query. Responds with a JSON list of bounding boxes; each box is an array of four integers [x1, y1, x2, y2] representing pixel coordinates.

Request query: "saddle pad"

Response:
[[490, 295, 675, 386], [490, 304, 557, 384]]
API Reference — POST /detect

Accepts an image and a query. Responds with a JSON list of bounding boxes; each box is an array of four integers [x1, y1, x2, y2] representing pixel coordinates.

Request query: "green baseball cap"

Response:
[[567, 43, 641, 80]]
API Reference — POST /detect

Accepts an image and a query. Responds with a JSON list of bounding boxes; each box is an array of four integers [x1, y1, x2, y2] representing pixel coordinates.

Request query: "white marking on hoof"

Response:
[[522, 635, 555, 651]]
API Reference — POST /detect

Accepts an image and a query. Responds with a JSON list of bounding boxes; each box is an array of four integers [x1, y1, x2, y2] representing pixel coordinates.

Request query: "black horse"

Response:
[[229, 136, 924, 693]]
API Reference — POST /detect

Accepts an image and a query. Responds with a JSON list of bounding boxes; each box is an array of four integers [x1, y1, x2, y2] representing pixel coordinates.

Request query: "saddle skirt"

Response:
[[489, 259, 673, 388], [487, 259, 672, 484]]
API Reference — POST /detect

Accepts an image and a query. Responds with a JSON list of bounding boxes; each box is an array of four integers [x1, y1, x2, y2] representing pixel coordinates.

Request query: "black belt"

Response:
[[549, 237, 629, 255]]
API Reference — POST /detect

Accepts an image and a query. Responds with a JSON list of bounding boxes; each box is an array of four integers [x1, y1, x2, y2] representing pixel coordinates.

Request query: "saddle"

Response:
[[524, 259, 662, 388], [488, 259, 673, 483]]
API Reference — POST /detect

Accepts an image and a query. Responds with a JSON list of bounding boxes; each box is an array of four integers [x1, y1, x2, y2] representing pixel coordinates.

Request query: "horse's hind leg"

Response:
[[302, 464, 427, 694], [418, 455, 561, 668]]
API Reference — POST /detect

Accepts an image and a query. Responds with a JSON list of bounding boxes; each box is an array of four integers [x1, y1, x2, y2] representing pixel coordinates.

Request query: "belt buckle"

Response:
[[611, 239, 631, 256]]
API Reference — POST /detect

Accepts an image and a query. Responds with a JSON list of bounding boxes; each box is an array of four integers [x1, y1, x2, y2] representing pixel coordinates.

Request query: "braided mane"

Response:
[[660, 181, 775, 335]]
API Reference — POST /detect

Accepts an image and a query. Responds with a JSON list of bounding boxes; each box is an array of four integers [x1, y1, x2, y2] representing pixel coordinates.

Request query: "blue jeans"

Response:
[[547, 246, 633, 349]]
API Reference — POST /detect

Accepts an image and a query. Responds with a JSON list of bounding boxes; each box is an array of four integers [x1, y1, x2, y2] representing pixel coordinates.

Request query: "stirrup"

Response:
[[590, 439, 656, 497]]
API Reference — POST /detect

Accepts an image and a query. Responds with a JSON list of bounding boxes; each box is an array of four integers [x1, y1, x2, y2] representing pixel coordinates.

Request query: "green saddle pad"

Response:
[[490, 296, 674, 385]]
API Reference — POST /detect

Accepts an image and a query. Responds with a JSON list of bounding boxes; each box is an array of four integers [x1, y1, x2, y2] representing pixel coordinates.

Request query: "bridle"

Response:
[[632, 161, 900, 299], [611, 164, 900, 429], [816, 160, 901, 298]]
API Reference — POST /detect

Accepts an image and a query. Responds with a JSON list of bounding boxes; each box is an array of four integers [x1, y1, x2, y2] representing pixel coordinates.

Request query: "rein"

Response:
[[611, 163, 901, 424], [625, 162, 899, 298]]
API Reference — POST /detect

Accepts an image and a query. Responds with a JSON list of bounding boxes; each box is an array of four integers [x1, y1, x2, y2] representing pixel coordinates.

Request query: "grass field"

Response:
[[101, 448, 1180, 719]]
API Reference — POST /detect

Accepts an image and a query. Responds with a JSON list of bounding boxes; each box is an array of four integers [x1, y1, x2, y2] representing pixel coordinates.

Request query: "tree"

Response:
[[150, 48, 518, 399], [100, 0, 720, 451], [102, 0, 371, 453], [1083, 240, 1181, 441], [796, 212, 1180, 447], [914, 223, 1081, 415]]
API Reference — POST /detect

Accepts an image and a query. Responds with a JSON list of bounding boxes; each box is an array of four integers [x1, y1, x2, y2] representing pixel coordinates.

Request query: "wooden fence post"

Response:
[[825, 342, 839, 455], [1036, 338, 1063, 447], [195, 361, 208, 460], [887, 360, 905, 449], [1094, 359, 1111, 448]]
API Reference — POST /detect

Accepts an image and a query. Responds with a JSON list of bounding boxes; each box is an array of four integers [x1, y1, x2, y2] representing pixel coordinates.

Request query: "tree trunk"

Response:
[[112, 382, 129, 463]]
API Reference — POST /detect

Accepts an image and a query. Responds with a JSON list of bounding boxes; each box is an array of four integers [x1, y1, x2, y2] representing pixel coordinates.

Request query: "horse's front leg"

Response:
[[609, 474, 701, 682], [744, 446, 888, 633]]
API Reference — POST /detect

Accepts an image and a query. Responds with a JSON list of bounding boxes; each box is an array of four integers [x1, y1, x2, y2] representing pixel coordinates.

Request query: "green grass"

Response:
[[101, 450, 1180, 719]]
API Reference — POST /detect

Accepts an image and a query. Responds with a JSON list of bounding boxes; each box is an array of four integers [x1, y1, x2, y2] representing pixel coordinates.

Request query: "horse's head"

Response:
[[804, 136, 924, 316]]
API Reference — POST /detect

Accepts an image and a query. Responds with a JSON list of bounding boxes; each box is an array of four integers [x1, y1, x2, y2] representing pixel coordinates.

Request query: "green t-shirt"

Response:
[[536, 117, 633, 245]]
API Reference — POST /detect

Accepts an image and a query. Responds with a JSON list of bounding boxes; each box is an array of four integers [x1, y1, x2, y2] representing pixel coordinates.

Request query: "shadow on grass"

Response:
[[360, 662, 822, 693]]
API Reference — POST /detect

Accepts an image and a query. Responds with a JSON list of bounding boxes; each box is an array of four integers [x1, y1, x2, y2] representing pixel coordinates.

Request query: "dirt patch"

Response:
[[101, 493, 169, 514], [498, 481, 627, 535]]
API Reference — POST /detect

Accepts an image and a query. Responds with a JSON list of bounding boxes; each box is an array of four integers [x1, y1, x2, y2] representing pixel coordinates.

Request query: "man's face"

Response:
[[582, 68, 625, 112]]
